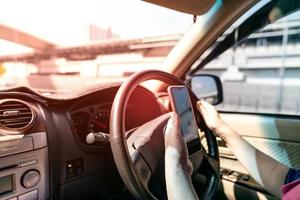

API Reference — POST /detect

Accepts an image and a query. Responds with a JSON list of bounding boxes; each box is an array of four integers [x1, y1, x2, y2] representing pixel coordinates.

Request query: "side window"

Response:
[[200, 10, 300, 115]]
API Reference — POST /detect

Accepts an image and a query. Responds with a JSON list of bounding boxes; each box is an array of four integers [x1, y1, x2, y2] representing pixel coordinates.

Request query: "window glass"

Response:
[[198, 10, 300, 115]]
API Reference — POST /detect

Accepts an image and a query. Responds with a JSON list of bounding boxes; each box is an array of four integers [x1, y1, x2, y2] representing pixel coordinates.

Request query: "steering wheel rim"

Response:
[[110, 70, 220, 199]]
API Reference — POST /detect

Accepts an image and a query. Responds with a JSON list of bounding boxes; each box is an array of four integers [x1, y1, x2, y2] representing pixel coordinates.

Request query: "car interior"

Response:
[[0, 0, 299, 200]]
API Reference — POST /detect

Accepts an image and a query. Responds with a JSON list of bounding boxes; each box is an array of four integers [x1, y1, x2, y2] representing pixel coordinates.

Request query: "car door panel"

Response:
[[221, 114, 300, 142], [221, 113, 300, 169], [218, 179, 276, 200], [213, 113, 300, 200]]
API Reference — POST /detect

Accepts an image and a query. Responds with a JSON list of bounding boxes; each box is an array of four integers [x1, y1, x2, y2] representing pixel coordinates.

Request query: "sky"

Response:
[[0, 0, 193, 55], [2, 0, 299, 56]]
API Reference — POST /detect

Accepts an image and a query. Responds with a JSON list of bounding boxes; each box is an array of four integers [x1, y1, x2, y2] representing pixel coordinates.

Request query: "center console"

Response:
[[0, 132, 49, 200]]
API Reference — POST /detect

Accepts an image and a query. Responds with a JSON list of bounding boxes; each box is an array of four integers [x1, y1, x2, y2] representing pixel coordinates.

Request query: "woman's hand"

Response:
[[164, 112, 198, 200], [164, 112, 192, 175], [196, 100, 228, 136]]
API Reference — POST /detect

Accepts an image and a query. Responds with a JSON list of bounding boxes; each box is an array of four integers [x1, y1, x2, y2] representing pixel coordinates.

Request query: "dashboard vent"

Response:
[[0, 100, 35, 133]]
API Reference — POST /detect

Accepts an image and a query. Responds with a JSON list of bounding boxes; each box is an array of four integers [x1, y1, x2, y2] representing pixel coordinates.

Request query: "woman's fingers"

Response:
[[197, 100, 212, 125], [196, 100, 227, 135], [196, 101, 207, 118], [165, 112, 180, 138], [197, 100, 219, 131]]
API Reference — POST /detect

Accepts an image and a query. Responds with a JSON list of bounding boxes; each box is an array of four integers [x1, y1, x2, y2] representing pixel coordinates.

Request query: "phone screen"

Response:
[[168, 86, 199, 142]]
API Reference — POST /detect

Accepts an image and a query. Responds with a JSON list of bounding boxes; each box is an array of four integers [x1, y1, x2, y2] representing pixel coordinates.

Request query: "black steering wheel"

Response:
[[110, 70, 220, 200]]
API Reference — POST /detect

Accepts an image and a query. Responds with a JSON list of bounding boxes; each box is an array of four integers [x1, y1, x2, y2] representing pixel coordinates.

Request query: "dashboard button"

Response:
[[19, 190, 38, 200], [66, 158, 84, 179], [20, 159, 38, 167], [21, 170, 41, 188]]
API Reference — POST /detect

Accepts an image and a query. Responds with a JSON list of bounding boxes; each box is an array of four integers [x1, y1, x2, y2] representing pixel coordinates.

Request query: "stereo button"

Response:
[[19, 190, 38, 200], [21, 170, 40, 188]]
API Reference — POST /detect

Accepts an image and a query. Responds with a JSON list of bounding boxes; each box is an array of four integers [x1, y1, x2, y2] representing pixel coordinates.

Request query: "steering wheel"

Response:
[[110, 70, 220, 200]]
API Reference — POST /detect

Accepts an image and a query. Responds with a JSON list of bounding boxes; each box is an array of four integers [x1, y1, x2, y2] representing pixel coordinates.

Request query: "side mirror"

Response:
[[190, 74, 223, 105]]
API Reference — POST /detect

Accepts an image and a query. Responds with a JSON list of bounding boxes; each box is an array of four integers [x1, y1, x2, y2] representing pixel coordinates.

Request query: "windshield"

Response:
[[0, 0, 192, 93]]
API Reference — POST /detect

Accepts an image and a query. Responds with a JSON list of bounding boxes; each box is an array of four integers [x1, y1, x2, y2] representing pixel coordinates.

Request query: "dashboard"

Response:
[[0, 84, 165, 200]]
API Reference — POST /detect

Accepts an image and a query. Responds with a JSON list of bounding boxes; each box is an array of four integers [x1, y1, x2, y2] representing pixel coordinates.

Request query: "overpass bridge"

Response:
[[0, 24, 178, 63]]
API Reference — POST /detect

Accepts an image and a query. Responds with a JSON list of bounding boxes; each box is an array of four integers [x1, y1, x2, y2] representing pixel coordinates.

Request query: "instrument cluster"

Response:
[[71, 104, 112, 146], [70, 87, 164, 148]]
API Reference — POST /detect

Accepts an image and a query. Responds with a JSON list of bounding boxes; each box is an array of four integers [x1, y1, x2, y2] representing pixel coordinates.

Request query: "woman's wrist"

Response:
[[165, 162, 192, 186], [165, 163, 188, 176], [165, 162, 197, 200], [215, 121, 237, 141], [165, 148, 190, 175]]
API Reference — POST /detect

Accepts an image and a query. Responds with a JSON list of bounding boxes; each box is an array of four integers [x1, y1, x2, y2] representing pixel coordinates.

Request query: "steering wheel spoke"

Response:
[[201, 149, 220, 177], [130, 149, 152, 187]]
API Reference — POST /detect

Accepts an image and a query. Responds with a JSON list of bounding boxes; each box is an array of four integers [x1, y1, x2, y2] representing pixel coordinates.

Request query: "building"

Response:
[[200, 18, 300, 115]]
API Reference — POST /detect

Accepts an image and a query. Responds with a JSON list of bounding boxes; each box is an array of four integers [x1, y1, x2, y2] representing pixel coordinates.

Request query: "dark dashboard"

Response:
[[69, 86, 164, 150], [0, 83, 165, 200]]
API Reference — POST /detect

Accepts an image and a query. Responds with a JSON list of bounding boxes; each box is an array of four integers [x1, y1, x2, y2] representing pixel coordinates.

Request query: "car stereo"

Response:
[[0, 132, 49, 200], [0, 175, 13, 196]]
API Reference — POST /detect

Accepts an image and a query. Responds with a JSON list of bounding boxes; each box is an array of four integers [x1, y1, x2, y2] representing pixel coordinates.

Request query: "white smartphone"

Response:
[[167, 85, 199, 142]]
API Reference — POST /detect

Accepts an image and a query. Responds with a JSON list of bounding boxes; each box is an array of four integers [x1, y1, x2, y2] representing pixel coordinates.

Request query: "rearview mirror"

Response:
[[143, 0, 215, 15], [190, 75, 223, 105]]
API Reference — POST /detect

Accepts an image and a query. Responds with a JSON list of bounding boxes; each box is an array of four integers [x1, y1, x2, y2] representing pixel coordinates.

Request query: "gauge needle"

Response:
[[92, 119, 107, 129]]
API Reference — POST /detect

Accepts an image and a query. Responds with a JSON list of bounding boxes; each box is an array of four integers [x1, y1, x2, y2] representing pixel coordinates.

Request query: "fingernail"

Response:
[[168, 115, 175, 125], [164, 120, 172, 137], [163, 124, 168, 136], [170, 112, 177, 120], [164, 113, 175, 136]]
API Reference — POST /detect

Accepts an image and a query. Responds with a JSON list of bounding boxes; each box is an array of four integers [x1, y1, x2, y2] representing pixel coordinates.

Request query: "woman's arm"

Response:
[[197, 101, 289, 198], [164, 113, 198, 200]]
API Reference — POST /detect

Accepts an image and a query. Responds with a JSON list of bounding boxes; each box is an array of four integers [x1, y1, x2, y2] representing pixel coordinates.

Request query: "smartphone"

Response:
[[168, 86, 199, 142]]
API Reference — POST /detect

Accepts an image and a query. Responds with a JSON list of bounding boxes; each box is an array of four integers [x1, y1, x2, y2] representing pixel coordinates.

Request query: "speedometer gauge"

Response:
[[89, 109, 110, 133], [72, 111, 90, 143]]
